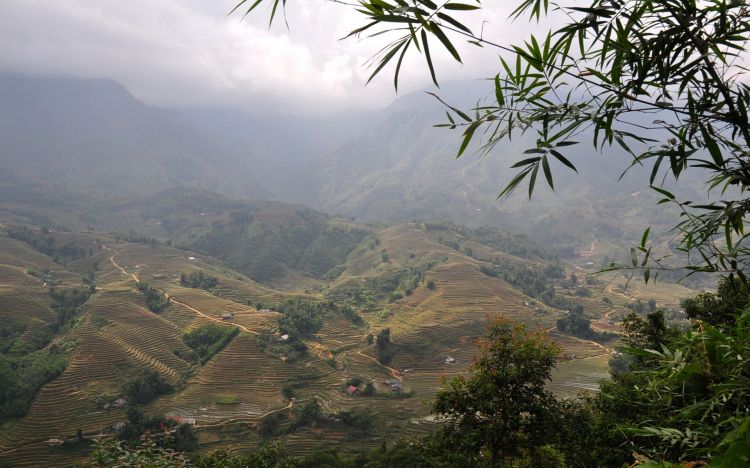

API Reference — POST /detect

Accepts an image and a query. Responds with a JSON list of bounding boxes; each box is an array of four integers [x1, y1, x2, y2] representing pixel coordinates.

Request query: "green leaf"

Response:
[[429, 22, 462, 63], [457, 121, 480, 157], [542, 157, 554, 190], [421, 29, 438, 86], [443, 3, 480, 10]]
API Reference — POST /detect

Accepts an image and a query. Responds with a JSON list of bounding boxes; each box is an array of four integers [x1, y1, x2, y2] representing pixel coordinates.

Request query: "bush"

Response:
[[277, 298, 327, 337], [136, 282, 169, 313], [179, 271, 218, 290], [122, 369, 173, 404], [182, 324, 238, 365]]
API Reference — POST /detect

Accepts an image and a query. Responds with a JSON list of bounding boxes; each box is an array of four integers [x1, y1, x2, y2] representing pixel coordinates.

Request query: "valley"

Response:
[[0, 194, 697, 467]]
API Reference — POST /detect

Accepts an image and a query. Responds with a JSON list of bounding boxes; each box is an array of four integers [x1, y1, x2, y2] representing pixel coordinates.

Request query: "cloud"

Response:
[[0, 0, 545, 115]]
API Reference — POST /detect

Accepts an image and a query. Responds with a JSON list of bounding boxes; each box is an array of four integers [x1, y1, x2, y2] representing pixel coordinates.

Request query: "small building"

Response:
[[112, 421, 126, 431], [167, 415, 198, 426], [384, 380, 404, 391], [346, 385, 359, 396], [280, 334, 289, 341], [445, 356, 456, 364], [112, 398, 127, 408], [221, 313, 234, 321], [47, 438, 64, 447]]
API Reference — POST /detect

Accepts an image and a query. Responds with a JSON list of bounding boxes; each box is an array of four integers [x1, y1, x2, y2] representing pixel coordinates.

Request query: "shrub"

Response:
[[122, 369, 173, 404]]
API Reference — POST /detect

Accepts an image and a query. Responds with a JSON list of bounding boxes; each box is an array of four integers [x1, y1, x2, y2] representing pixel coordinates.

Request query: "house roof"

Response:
[[346, 385, 359, 395]]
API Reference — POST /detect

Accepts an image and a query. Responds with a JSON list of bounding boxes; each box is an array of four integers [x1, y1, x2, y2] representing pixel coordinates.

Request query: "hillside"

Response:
[[0, 194, 698, 466]]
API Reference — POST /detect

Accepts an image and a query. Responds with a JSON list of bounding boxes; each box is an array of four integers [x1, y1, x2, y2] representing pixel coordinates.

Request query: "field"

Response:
[[0, 221, 699, 466]]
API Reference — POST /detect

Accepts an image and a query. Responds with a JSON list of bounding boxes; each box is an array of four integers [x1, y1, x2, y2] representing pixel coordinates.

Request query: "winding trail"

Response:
[[193, 402, 294, 429], [354, 348, 403, 381], [170, 297, 258, 335], [545, 326, 611, 354], [107, 247, 259, 335]]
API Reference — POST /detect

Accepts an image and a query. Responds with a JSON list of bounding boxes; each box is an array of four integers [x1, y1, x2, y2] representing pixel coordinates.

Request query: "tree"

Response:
[[432, 318, 560, 466], [376, 328, 393, 363], [376, 328, 391, 349], [236, 0, 750, 282], [122, 369, 173, 404]]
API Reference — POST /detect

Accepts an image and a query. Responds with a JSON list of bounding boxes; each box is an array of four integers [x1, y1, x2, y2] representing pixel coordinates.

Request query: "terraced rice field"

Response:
[[0, 225, 639, 465]]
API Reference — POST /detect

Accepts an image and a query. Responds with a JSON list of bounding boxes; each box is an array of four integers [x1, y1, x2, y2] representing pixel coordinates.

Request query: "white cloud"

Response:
[[0, 0, 548, 115]]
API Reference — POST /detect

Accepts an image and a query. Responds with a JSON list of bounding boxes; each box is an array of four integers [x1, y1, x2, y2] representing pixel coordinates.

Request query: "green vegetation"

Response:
[[432, 319, 560, 466], [50, 288, 91, 329], [0, 286, 90, 421], [338, 407, 373, 437], [114, 406, 197, 453], [136, 281, 170, 313], [339, 304, 364, 327], [0, 343, 72, 420], [375, 328, 392, 364], [177, 210, 368, 282], [182, 324, 239, 365], [556, 306, 604, 340], [121, 369, 173, 405], [6, 225, 92, 264], [479, 259, 560, 303], [215, 395, 241, 405], [180, 271, 218, 290], [277, 298, 327, 338]]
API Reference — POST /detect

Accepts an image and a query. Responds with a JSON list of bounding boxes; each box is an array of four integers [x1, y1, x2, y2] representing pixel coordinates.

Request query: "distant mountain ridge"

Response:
[[0, 74, 705, 254]]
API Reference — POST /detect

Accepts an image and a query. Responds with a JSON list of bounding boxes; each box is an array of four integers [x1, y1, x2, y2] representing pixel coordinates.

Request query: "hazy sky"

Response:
[[0, 1, 532, 115]]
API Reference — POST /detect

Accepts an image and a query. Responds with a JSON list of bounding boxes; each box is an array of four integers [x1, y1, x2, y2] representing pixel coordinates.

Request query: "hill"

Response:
[[0, 193, 698, 466], [0, 74, 709, 265]]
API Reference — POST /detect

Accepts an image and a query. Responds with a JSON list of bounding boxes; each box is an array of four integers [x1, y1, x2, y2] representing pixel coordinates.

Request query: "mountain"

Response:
[[302, 82, 698, 252], [0, 74, 709, 260], [0, 74, 364, 204], [0, 74, 268, 199]]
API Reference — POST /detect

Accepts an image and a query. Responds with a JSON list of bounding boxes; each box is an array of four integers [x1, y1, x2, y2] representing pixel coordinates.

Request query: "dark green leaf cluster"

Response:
[[179, 271, 219, 291], [136, 281, 170, 313], [182, 324, 239, 365], [0, 345, 69, 420], [276, 298, 327, 338], [6, 225, 92, 264], [121, 369, 173, 405]]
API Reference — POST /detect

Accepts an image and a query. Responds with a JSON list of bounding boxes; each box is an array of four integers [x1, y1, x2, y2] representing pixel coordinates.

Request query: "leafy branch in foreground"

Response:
[[235, 0, 750, 282]]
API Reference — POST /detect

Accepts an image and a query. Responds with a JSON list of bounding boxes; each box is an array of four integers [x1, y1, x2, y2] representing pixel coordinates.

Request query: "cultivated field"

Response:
[[0, 221, 692, 466]]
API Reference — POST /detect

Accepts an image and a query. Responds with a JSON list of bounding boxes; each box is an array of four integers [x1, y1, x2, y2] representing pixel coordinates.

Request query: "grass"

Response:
[[215, 395, 241, 405]]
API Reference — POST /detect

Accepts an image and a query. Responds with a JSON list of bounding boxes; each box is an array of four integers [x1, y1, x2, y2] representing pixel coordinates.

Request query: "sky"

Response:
[[0, 0, 533, 115]]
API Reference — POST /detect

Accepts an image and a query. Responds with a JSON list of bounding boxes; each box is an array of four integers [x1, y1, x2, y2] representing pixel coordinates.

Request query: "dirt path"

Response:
[[170, 297, 259, 335], [354, 348, 403, 381], [0, 440, 45, 456], [107, 247, 259, 336], [193, 402, 294, 429], [546, 326, 611, 354]]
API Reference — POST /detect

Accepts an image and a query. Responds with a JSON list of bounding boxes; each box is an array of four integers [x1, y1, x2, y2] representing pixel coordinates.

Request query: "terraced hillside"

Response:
[[0, 218, 697, 466]]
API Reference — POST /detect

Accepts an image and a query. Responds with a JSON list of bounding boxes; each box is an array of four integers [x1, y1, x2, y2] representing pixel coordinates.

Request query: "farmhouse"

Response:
[[112, 421, 126, 431], [221, 313, 234, 321], [47, 438, 64, 447], [346, 385, 359, 396], [112, 398, 127, 408], [445, 356, 456, 364], [168, 415, 198, 426]]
